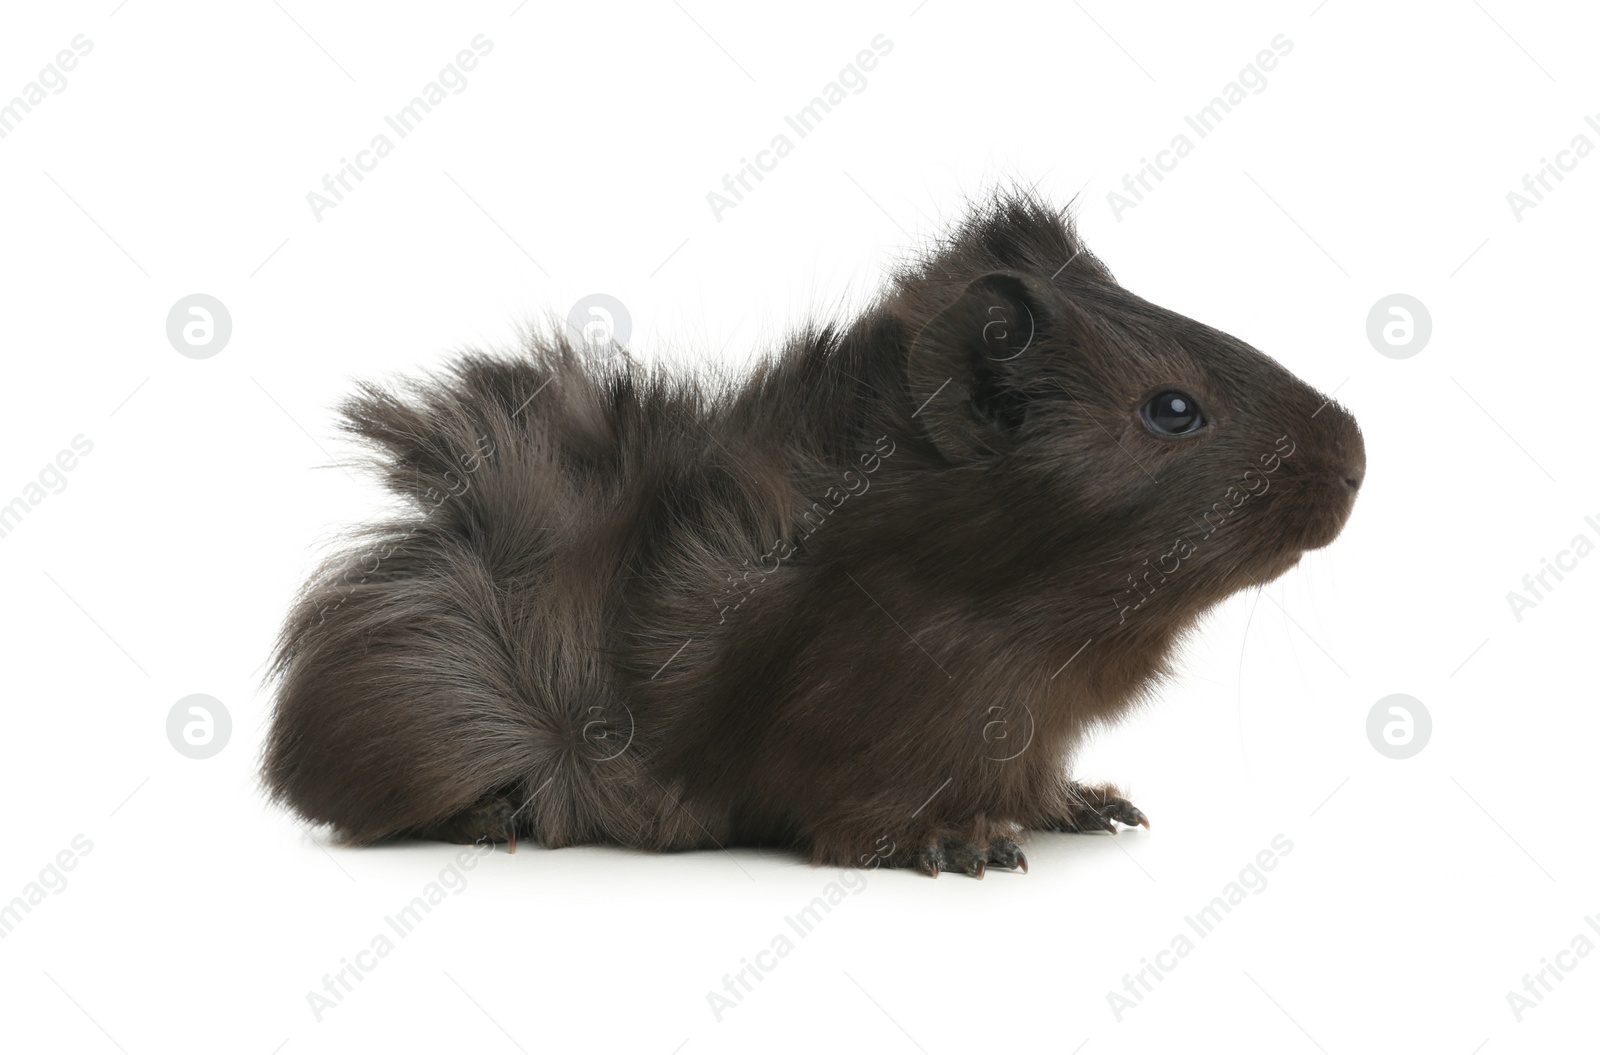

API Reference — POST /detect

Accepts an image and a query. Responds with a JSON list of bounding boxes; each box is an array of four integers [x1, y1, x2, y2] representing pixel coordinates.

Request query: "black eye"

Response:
[[1141, 390, 1205, 436]]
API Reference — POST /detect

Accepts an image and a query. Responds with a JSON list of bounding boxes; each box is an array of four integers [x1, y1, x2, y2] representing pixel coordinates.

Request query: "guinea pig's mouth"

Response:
[[1294, 471, 1361, 551]]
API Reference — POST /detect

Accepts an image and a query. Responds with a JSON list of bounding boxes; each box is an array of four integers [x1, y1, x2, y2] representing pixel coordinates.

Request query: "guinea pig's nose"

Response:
[[1329, 413, 1366, 495], [1341, 443, 1366, 492]]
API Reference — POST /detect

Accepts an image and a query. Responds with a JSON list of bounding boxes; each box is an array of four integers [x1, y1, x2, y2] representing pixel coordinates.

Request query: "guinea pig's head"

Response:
[[898, 196, 1363, 614]]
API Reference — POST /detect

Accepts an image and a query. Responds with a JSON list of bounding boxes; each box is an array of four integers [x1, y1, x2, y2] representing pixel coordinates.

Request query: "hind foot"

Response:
[[1036, 781, 1149, 834], [409, 794, 520, 851]]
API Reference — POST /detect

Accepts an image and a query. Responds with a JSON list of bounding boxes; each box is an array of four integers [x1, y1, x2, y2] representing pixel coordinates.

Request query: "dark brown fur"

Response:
[[262, 191, 1364, 875]]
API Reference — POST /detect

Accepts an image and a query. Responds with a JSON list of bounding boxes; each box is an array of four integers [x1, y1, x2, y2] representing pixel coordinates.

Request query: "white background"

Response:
[[2, 1, 1595, 1052]]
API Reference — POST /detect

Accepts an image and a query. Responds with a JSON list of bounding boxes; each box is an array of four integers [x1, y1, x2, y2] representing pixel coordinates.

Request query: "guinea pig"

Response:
[[262, 191, 1364, 877]]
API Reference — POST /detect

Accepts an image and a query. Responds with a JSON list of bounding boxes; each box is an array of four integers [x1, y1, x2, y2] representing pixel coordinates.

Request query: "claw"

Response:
[[1102, 802, 1149, 832], [987, 836, 1024, 872], [507, 827, 517, 854], [1040, 787, 1147, 839], [909, 834, 1034, 877]]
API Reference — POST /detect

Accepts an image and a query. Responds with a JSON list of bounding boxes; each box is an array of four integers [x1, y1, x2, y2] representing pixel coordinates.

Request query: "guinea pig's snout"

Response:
[[1294, 399, 1365, 551], [1342, 449, 1366, 494], [1310, 392, 1365, 498]]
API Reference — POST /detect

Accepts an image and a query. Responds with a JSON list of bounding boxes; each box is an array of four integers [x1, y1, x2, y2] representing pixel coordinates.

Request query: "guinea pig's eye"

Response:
[[1141, 390, 1205, 437]]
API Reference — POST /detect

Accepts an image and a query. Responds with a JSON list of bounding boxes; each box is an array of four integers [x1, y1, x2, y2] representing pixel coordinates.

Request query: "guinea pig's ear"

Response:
[[907, 271, 1045, 461]]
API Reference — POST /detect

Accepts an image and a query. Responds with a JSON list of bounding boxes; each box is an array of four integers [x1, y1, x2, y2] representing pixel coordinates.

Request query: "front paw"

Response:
[[1038, 783, 1149, 834], [909, 833, 1029, 878], [854, 827, 1028, 878]]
